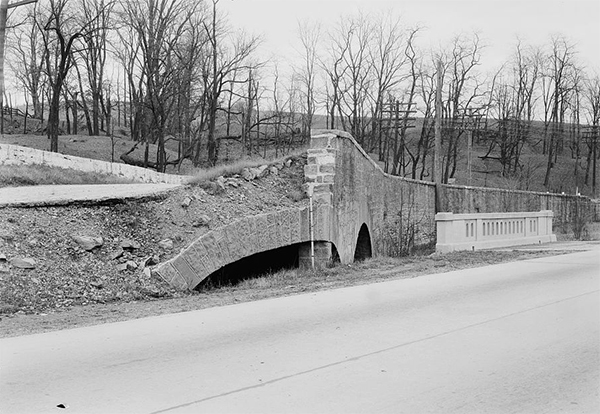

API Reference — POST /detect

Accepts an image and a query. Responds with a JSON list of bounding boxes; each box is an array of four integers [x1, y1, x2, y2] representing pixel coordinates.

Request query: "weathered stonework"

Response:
[[154, 205, 332, 290], [155, 129, 596, 290]]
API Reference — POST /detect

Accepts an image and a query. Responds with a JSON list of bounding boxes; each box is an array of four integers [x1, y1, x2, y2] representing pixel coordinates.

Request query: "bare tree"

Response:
[[38, 0, 103, 152], [118, 0, 200, 171], [6, 2, 45, 119], [542, 36, 578, 188], [326, 12, 373, 147], [368, 14, 409, 159], [202, 0, 260, 166], [582, 74, 600, 190], [76, 0, 114, 136], [438, 33, 484, 183], [295, 19, 320, 141]]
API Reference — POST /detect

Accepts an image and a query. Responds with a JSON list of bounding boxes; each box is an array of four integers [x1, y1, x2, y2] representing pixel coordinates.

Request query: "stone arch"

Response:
[[156, 205, 333, 290], [353, 223, 372, 261]]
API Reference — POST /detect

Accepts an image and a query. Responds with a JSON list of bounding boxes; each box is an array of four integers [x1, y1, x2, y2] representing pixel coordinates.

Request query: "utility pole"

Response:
[[583, 125, 599, 198], [433, 59, 443, 186], [0, 0, 38, 134], [433, 58, 443, 213], [380, 99, 416, 175]]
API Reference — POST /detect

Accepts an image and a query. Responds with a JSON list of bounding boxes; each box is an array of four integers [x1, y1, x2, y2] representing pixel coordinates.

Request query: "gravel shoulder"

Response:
[[0, 248, 583, 338]]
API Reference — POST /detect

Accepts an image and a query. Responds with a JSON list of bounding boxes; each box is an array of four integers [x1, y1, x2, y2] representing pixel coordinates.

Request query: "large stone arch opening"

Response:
[[353, 223, 372, 261], [196, 243, 301, 289]]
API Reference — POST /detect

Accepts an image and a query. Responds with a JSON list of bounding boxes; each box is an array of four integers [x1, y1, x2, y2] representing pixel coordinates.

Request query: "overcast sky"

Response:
[[220, 0, 600, 75]]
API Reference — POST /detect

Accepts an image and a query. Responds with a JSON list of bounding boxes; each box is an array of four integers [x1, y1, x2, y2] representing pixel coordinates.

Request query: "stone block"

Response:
[[234, 218, 253, 258], [300, 208, 311, 242], [304, 164, 318, 176], [279, 209, 293, 245], [319, 164, 335, 174], [317, 174, 334, 184], [200, 232, 221, 272], [298, 241, 332, 270], [311, 136, 332, 149], [316, 154, 335, 165], [255, 214, 271, 251], [314, 205, 331, 240], [223, 224, 244, 262], [215, 229, 232, 264], [290, 208, 302, 244], [189, 241, 211, 272], [155, 262, 187, 291], [182, 245, 208, 276], [313, 192, 332, 205], [172, 257, 202, 290], [265, 213, 280, 251]]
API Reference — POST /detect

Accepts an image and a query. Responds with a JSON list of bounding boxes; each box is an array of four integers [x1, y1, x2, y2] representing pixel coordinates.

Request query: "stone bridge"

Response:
[[155, 130, 437, 290], [156, 129, 597, 290]]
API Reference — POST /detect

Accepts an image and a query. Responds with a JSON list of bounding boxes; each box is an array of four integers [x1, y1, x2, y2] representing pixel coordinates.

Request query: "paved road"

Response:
[[0, 183, 182, 207], [1, 249, 599, 414]]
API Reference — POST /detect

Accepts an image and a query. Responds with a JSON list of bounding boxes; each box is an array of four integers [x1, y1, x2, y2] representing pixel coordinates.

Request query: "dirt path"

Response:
[[0, 183, 183, 207]]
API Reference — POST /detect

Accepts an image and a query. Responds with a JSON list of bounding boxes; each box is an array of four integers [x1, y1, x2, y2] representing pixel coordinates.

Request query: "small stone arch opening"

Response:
[[353, 223, 372, 262], [330, 243, 341, 267]]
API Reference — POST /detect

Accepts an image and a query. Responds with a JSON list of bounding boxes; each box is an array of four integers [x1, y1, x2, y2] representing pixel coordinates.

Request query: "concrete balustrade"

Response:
[[435, 210, 557, 253]]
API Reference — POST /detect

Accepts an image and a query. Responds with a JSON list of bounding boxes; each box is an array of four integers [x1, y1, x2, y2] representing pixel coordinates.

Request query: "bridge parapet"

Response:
[[435, 210, 557, 253]]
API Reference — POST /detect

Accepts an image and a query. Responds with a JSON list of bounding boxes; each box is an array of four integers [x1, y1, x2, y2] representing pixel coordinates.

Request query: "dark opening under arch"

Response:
[[354, 224, 372, 261], [197, 243, 300, 290]]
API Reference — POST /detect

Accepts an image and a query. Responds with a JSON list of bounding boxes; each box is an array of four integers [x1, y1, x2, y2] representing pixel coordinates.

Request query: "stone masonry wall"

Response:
[[156, 129, 596, 290], [155, 205, 331, 290], [0, 143, 190, 184], [310, 130, 438, 262], [438, 183, 596, 227]]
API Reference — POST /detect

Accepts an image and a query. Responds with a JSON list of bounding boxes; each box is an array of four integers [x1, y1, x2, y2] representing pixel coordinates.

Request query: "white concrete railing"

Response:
[[435, 210, 557, 253], [0, 143, 191, 185]]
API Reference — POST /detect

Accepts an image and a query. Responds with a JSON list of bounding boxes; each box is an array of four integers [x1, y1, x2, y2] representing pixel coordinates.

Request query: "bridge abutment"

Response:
[[298, 241, 333, 270]]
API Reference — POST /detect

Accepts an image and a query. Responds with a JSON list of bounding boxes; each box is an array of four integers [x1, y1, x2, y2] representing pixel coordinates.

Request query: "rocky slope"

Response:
[[0, 155, 307, 315]]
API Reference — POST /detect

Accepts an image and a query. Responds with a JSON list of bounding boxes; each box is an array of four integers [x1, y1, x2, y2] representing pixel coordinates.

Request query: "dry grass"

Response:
[[0, 164, 135, 187], [217, 249, 567, 295], [187, 150, 306, 185]]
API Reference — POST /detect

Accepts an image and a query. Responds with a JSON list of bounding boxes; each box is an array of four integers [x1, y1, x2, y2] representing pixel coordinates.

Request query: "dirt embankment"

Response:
[[0, 155, 307, 316]]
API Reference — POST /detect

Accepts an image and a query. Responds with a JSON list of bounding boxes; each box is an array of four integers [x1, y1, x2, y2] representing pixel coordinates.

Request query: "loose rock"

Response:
[[120, 239, 141, 250], [11, 257, 36, 269], [109, 248, 124, 260], [216, 176, 227, 191], [158, 239, 174, 250], [241, 168, 256, 181], [181, 197, 192, 208], [72, 235, 103, 251], [192, 215, 211, 228]]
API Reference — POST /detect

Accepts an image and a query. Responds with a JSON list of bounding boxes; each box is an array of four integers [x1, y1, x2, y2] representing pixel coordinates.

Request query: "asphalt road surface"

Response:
[[0, 183, 182, 207], [1, 249, 599, 414]]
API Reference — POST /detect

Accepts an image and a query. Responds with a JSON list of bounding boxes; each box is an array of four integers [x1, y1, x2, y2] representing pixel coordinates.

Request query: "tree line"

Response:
[[5, 0, 600, 194]]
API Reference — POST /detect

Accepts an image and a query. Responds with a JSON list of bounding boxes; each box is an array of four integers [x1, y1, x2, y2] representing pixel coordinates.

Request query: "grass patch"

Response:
[[197, 248, 567, 301], [0, 164, 136, 187]]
